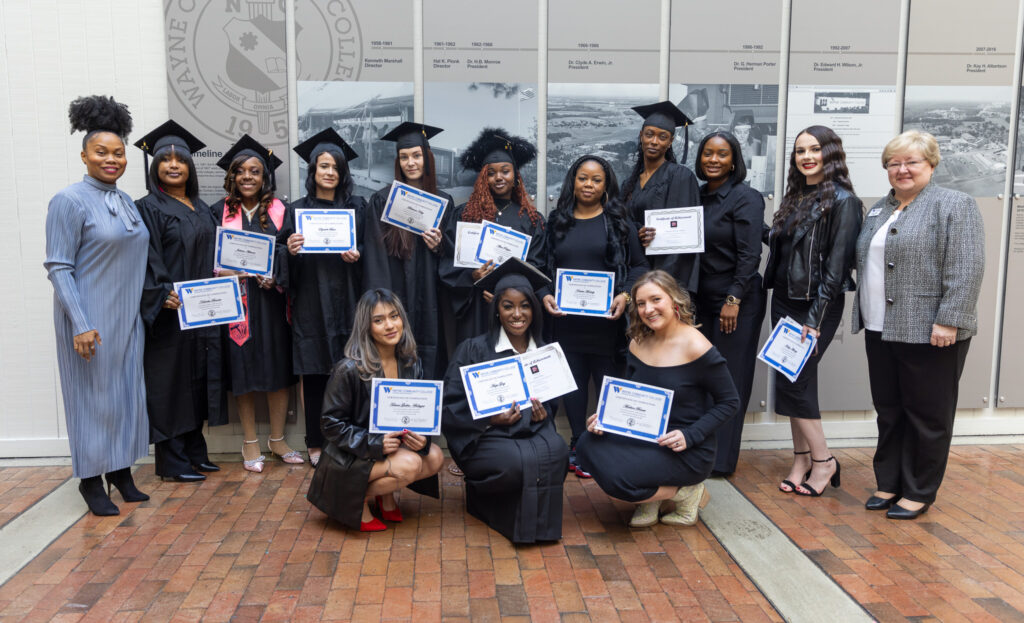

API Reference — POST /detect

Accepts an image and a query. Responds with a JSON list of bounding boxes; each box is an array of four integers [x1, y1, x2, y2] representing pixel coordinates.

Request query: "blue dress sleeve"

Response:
[[44, 192, 93, 336]]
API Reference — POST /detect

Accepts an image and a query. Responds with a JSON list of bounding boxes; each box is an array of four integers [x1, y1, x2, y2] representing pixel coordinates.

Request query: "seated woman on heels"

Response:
[[575, 270, 739, 528], [306, 289, 444, 531], [442, 259, 569, 543]]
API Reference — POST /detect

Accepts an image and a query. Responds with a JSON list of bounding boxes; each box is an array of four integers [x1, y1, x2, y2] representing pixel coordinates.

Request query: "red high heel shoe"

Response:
[[360, 517, 387, 532], [375, 495, 403, 522]]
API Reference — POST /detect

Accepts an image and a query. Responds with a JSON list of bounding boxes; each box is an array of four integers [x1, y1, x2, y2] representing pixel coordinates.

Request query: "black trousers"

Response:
[[864, 331, 970, 504], [697, 281, 767, 474], [154, 427, 209, 477], [302, 374, 329, 449], [563, 351, 621, 448]]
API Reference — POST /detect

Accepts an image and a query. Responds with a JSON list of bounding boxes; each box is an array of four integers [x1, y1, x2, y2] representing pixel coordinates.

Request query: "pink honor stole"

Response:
[[222, 199, 286, 346]]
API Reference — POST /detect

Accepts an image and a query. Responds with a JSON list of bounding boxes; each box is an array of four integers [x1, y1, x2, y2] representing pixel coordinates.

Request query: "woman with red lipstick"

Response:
[[212, 135, 299, 473], [306, 289, 443, 531], [542, 155, 649, 478], [764, 125, 862, 497]]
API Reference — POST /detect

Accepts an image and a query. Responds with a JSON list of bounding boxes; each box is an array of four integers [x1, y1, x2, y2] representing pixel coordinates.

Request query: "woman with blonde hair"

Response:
[[575, 270, 739, 527]]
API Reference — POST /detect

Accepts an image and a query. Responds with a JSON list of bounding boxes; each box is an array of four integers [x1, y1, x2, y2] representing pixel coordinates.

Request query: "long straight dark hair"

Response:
[[773, 125, 854, 233], [305, 147, 353, 204], [383, 147, 439, 259], [149, 145, 199, 199]]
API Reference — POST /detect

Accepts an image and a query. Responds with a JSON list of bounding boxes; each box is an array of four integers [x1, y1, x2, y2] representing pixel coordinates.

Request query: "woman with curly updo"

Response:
[[212, 135, 299, 473], [45, 95, 150, 515], [440, 127, 547, 345]]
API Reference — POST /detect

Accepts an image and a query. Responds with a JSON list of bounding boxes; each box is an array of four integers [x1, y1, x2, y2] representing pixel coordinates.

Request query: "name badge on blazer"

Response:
[[867, 207, 882, 217]]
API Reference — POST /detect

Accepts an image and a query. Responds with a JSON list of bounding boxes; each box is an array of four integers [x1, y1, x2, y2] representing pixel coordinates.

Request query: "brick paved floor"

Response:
[[731, 444, 1024, 623], [0, 466, 72, 529]]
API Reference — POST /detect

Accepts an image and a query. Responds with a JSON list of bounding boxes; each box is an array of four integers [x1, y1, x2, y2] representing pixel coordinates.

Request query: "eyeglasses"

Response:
[[885, 160, 925, 171]]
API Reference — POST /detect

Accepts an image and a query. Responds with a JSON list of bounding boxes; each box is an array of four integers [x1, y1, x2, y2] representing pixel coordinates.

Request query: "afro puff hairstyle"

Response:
[[68, 95, 133, 147], [459, 127, 537, 172]]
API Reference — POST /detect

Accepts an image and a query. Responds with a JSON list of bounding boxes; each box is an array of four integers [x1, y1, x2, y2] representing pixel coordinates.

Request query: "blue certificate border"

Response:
[[295, 208, 356, 252], [555, 269, 614, 316], [215, 227, 275, 277], [473, 221, 530, 264], [370, 380, 443, 435], [382, 181, 448, 235], [461, 358, 531, 418], [176, 277, 245, 329], [595, 379, 672, 442], [758, 320, 816, 379]]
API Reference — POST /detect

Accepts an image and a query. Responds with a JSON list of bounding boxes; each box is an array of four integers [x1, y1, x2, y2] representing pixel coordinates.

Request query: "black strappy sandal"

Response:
[[795, 456, 841, 497], [779, 450, 811, 493]]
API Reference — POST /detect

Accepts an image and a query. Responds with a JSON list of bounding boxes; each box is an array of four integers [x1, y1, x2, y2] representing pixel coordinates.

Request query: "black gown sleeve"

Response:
[[622, 223, 651, 294], [666, 163, 701, 209], [679, 349, 740, 450], [361, 190, 392, 291], [136, 197, 174, 328], [441, 337, 492, 460], [728, 186, 766, 299], [320, 360, 385, 461], [806, 194, 863, 329]]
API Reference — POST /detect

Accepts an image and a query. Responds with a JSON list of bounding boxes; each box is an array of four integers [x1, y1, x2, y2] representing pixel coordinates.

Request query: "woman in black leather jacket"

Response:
[[306, 289, 443, 531], [764, 125, 862, 498]]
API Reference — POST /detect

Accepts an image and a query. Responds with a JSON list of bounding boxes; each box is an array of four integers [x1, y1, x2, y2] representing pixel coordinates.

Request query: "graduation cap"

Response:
[[216, 134, 283, 190], [632, 100, 695, 163], [380, 121, 443, 152], [460, 127, 537, 172], [293, 127, 359, 164], [134, 120, 206, 191], [474, 257, 551, 296]]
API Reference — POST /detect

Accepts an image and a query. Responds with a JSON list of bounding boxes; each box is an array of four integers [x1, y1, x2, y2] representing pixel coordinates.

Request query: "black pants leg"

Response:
[[302, 374, 329, 449], [154, 426, 206, 477], [563, 351, 620, 448], [866, 331, 969, 504]]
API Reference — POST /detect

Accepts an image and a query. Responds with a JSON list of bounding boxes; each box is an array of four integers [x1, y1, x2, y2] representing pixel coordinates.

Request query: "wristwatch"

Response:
[[725, 295, 741, 306]]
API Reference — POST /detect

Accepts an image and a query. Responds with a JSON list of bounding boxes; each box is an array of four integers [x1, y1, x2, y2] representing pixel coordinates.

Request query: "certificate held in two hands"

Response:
[[594, 377, 674, 443], [453, 220, 531, 269], [294, 208, 356, 253], [381, 181, 448, 235], [369, 379, 444, 436], [644, 206, 704, 255], [174, 276, 246, 331], [460, 343, 578, 420], [214, 226, 275, 277]]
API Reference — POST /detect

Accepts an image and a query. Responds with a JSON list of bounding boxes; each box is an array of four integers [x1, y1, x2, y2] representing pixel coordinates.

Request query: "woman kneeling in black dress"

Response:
[[575, 270, 739, 528], [306, 290, 443, 531], [442, 260, 569, 543]]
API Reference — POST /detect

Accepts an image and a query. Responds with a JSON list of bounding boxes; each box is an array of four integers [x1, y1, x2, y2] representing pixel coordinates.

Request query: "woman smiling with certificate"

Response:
[[575, 271, 738, 528]]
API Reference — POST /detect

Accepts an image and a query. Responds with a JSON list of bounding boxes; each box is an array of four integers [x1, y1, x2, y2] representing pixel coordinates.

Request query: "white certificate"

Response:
[[369, 379, 443, 435], [381, 181, 448, 235], [460, 356, 531, 420], [174, 277, 245, 330], [757, 317, 817, 382], [595, 376, 674, 443], [453, 221, 484, 268], [474, 220, 531, 265], [295, 209, 356, 253], [519, 343, 577, 404], [555, 269, 614, 317], [644, 206, 705, 255], [214, 226, 275, 277]]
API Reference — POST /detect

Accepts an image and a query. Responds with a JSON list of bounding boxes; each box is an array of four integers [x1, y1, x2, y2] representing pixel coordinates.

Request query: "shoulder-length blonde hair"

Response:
[[343, 289, 419, 381], [626, 270, 697, 343]]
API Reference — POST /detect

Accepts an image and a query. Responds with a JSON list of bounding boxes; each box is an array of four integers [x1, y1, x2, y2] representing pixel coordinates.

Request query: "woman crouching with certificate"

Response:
[[306, 289, 443, 532], [575, 270, 739, 528], [442, 260, 569, 543]]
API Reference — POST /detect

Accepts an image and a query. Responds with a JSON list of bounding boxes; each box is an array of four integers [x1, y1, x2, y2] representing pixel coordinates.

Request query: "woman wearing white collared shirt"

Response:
[[441, 260, 569, 543]]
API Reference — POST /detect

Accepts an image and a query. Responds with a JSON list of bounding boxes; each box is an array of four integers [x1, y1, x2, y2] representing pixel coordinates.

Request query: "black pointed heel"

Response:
[[79, 476, 119, 516], [794, 456, 840, 497], [104, 468, 150, 502]]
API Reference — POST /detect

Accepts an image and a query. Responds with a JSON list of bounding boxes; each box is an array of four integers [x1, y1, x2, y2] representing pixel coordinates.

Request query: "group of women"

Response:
[[46, 93, 983, 539]]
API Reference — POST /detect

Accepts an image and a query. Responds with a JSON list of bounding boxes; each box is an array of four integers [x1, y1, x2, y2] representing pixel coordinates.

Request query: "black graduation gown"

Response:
[[624, 161, 701, 293], [137, 192, 228, 442], [211, 200, 296, 394], [439, 203, 548, 345], [307, 359, 440, 530], [362, 186, 454, 380], [280, 195, 366, 375], [442, 332, 569, 543]]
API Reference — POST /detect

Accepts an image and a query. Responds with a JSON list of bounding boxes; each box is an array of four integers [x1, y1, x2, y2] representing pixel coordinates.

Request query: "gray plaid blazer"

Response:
[[851, 182, 984, 343]]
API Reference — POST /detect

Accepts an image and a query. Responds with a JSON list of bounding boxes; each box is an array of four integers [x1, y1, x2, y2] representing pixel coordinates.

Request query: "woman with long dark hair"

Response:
[[135, 120, 226, 483], [442, 260, 569, 543], [693, 131, 766, 477], [283, 128, 366, 467], [542, 155, 649, 478], [440, 128, 547, 344], [306, 290, 443, 531], [212, 135, 299, 472], [621, 101, 701, 294], [764, 125, 862, 497], [45, 95, 149, 515], [362, 122, 453, 379]]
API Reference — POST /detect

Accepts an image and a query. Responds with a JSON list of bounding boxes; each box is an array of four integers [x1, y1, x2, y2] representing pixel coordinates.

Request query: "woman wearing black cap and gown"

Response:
[[622, 101, 702, 295], [212, 134, 300, 472], [362, 122, 453, 380], [135, 120, 226, 482], [439, 128, 547, 345], [282, 128, 366, 467], [442, 259, 569, 543]]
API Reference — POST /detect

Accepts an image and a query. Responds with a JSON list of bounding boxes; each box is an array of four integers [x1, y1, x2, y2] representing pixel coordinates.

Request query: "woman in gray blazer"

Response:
[[852, 130, 984, 520]]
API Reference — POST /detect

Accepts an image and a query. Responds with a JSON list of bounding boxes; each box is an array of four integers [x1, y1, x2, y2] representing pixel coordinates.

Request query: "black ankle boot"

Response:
[[79, 476, 119, 516], [104, 468, 150, 502]]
